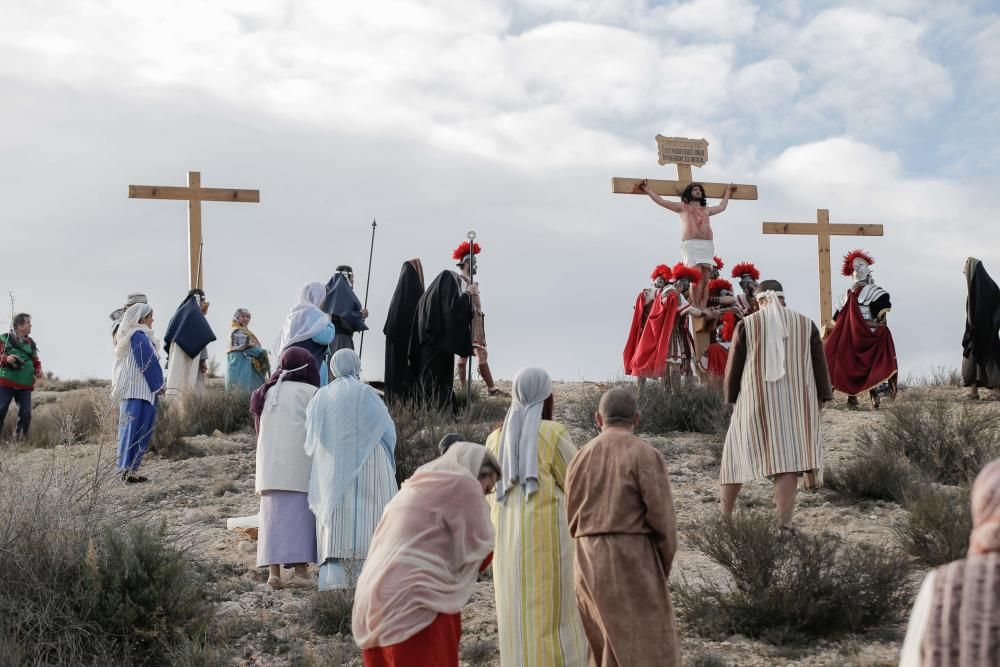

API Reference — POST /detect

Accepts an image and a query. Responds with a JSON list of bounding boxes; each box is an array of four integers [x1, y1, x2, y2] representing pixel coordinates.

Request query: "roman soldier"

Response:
[[710, 256, 724, 280], [452, 242, 507, 397], [699, 311, 736, 379], [729, 261, 761, 320], [623, 264, 672, 378], [824, 250, 898, 409]]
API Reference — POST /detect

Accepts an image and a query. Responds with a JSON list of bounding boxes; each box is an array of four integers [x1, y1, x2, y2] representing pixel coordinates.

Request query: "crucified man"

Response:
[[635, 180, 736, 309]]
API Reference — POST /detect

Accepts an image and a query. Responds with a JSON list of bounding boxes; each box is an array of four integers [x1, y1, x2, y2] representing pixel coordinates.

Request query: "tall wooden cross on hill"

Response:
[[128, 171, 260, 291], [612, 135, 759, 202], [763, 209, 884, 331]]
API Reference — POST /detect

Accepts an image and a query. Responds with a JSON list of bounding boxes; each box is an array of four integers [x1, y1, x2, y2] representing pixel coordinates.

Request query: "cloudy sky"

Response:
[[3, 0, 998, 382]]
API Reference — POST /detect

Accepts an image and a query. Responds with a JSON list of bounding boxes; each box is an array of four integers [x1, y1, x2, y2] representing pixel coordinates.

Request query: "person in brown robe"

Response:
[[565, 388, 680, 667]]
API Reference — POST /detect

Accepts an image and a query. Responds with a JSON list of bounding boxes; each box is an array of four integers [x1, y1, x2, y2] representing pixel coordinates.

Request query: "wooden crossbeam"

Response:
[[128, 171, 259, 291], [762, 209, 884, 329], [612, 177, 758, 200]]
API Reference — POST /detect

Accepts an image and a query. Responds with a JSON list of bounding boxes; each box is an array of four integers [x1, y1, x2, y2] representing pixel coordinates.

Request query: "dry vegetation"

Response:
[[0, 374, 995, 666]]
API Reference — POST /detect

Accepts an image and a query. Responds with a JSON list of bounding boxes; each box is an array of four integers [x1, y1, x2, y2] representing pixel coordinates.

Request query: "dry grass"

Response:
[[310, 590, 355, 636], [674, 512, 913, 644], [895, 485, 972, 567]]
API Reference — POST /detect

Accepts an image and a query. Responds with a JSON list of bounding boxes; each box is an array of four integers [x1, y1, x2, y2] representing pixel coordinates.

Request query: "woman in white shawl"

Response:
[[305, 348, 397, 590], [110, 303, 164, 483], [484, 367, 588, 666], [278, 282, 336, 386], [353, 442, 501, 666]]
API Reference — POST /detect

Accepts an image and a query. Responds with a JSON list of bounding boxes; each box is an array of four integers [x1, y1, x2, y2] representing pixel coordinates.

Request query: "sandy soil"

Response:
[[11, 381, 995, 666]]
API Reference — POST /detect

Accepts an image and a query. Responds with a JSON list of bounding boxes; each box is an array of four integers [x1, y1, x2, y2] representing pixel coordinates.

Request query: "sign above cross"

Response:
[[763, 209, 884, 330], [129, 171, 260, 291], [612, 135, 758, 200]]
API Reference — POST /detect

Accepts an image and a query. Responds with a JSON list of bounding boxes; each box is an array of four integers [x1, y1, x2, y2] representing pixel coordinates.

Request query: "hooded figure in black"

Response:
[[321, 265, 369, 353], [963, 257, 1000, 399], [408, 267, 474, 409], [382, 259, 425, 402], [163, 289, 216, 399]]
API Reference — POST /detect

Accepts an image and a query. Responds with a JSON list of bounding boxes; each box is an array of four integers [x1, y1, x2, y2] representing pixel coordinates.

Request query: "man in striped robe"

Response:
[[719, 280, 833, 529]]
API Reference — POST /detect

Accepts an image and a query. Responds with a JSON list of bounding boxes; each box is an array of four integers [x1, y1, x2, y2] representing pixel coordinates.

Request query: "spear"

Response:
[[358, 219, 377, 360], [465, 230, 477, 407]]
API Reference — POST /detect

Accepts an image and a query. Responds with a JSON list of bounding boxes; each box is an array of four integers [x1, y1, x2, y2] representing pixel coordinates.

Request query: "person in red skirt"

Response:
[[352, 442, 501, 667]]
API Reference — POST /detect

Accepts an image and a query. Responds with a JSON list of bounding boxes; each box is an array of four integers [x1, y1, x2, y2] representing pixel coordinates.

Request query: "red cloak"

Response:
[[701, 343, 729, 377], [824, 290, 898, 395], [628, 291, 679, 378], [623, 293, 647, 376]]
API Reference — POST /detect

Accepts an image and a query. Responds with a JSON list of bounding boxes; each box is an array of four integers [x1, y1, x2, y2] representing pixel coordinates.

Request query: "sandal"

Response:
[[285, 576, 314, 589], [487, 388, 509, 398], [124, 475, 149, 484], [267, 576, 283, 590]]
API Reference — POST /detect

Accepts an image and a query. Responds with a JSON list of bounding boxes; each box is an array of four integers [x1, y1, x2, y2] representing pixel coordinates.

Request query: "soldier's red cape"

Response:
[[623, 293, 646, 376], [627, 291, 679, 378], [824, 290, 898, 395], [702, 343, 729, 378]]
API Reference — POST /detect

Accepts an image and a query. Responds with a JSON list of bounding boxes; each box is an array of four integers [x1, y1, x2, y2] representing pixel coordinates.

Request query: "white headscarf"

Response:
[[756, 290, 787, 382], [495, 367, 552, 503], [305, 348, 396, 527], [114, 303, 159, 359], [277, 282, 331, 353]]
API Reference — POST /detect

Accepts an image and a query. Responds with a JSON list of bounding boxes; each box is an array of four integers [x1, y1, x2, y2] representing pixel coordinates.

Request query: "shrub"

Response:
[[686, 652, 729, 667], [570, 380, 730, 438], [0, 451, 216, 665], [859, 401, 1000, 486], [460, 638, 498, 664], [178, 387, 252, 436], [674, 513, 913, 643], [311, 590, 355, 636], [895, 485, 972, 567], [825, 443, 917, 503], [150, 400, 205, 461], [2, 390, 117, 449], [389, 396, 498, 485]]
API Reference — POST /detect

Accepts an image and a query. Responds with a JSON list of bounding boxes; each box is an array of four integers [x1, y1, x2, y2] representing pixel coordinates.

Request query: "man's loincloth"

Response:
[[680, 239, 715, 266]]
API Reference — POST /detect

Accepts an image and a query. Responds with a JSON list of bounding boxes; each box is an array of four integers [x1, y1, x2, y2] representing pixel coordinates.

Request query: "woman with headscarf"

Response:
[[353, 441, 501, 666], [305, 349, 397, 591], [227, 307, 271, 392], [485, 367, 588, 666], [251, 347, 321, 589], [110, 302, 164, 484], [899, 458, 1000, 665], [962, 257, 1000, 400], [278, 282, 336, 386]]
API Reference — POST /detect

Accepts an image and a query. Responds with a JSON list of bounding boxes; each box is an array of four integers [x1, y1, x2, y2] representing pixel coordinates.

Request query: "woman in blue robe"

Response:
[[226, 308, 270, 391], [111, 303, 164, 483]]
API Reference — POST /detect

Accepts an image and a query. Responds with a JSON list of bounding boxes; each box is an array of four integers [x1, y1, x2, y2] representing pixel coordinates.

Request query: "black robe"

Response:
[[408, 270, 473, 407], [382, 260, 425, 402], [963, 258, 1000, 387]]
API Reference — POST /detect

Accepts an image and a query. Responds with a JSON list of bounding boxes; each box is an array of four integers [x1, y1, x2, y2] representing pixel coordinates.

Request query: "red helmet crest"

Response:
[[720, 312, 737, 342], [708, 278, 733, 296], [713, 256, 724, 270], [452, 241, 482, 261], [731, 261, 760, 281], [841, 249, 875, 277], [672, 262, 702, 285], [650, 264, 672, 282]]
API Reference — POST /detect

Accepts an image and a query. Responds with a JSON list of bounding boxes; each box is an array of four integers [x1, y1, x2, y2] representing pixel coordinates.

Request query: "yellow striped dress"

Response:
[[720, 307, 826, 488], [485, 420, 589, 667]]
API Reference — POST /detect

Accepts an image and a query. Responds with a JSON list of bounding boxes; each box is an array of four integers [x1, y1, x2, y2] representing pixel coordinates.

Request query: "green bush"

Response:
[[178, 387, 252, 436], [570, 381, 730, 438], [895, 485, 972, 567], [674, 513, 913, 644]]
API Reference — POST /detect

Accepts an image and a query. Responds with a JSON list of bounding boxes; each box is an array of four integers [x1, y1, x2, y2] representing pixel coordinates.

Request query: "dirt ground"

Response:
[[11, 381, 994, 666]]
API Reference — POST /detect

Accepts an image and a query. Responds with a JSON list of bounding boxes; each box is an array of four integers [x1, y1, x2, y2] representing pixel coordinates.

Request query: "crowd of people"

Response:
[[0, 180, 998, 664]]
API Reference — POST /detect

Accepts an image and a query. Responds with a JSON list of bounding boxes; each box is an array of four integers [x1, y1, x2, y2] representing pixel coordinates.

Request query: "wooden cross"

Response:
[[612, 163, 759, 201], [128, 171, 260, 290], [762, 209, 884, 329]]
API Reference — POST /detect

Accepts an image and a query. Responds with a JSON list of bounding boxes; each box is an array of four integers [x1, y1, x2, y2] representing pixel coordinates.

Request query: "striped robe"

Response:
[[720, 306, 833, 486], [486, 420, 589, 667]]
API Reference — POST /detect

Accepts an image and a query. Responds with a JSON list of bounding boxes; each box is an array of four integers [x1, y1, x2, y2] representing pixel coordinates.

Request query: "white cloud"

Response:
[[647, 0, 758, 40]]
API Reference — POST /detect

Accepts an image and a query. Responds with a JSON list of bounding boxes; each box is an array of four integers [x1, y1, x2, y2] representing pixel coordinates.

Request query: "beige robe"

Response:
[[565, 430, 679, 667]]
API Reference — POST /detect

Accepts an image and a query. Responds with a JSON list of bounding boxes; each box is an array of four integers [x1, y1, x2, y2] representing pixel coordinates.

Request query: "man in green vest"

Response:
[[0, 313, 42, 438]]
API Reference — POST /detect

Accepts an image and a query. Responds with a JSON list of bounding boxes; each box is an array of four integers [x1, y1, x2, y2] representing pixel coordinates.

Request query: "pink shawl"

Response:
[[352, 443, 495, 649]]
